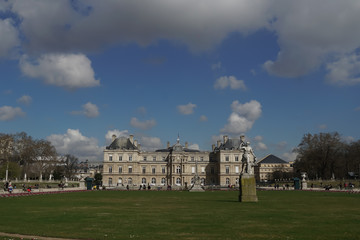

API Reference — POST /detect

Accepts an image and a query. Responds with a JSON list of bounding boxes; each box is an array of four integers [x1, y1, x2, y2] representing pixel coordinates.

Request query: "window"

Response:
[[142, 166, 146, 174], [236, 178, 239, 184], [142, 178, 146, 184], [143, 156, 147, 161], [161, 178, 166, 185], [235, 166, 239, 174], [109, 178, 113, 186], [128, 178, 132, 185], [119, 155, 123, 161], [162, 156, 166, 161], [153, 156, 156, 161], [225, 156, 229, 162], [151, 178, 156, 184], [200, 157, 204, 161], [129, 155, 132, 161], [128, 166, 132, 173], [152, 167, 156, 174], [225, 166, 230, 174], [176, 166, 181, 173], [226, 178, 230, 185], [191, 157, 194, 161], [109, 155, 113, 161], [235, 156, 239, 162], [176, 178, 181, 185], [162, 166, 166, 174], [109, 166, 113, 173], [201, 178, 205, 185], [192, 166, 195, 174], [118, 178, 122, 184], [119, 166, 122, 173], [201, 167, 205, 174]]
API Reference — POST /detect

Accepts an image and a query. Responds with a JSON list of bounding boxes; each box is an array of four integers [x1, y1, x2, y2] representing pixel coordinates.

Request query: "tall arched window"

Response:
[[161, 178, 166, 185], [151, 178, 156, 184], [176, 166, 181, 173], [176, 178, 181, 185], [142, 178, 146, 184]]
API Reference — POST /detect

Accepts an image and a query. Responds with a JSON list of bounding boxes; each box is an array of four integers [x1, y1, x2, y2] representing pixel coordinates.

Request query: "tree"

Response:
[[94, 173, 102, 186], [61, 154, 79, 179], [0, 161, 21, 180], [294, 132, 345, 179]]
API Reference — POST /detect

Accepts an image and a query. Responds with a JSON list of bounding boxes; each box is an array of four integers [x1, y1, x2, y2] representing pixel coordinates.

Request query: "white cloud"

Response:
[[221, 100, 262, 135], [105, 129, 129, 145], [318, 124, 327, 130], [325, 53, 360, 86], [0, 106, 25, 121], [214, 76, 247, 90], [276, 141, 288, 150], [254, 135, 263, 142], [47, 129, 102, 161], [264, 1, 360, 78], [5, 1, 360, 82], [130, 117, 156, 130], [17, 95, 32, 105], [136, 106, 147, 115], [211, 62, 222, 70], [256, 142, 268, 151], [188, 143, 200, 150], [139, 136, 163, 151], [71, 102, 99, 118], [177, 103, 196, 115], [342, 136, 355, 144], [19, 53, 100, 90], [282, 151, 297, 162], [199, 115, 208, 122], [0, 18, 19, 58], [10, 0, 271, 53]]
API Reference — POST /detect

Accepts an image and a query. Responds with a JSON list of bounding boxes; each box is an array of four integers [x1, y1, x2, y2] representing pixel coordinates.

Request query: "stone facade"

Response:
[[254, 154, 293, 182], [103, 135, 255, 188]]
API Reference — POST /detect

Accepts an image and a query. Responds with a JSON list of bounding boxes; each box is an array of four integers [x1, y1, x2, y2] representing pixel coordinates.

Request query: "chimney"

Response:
[[217, 140, 221, 148], [167, 141, 170, 148], [223, 135, 228, 143], [138, 144, 141, 150], [185, 141, 188, 148], [134, 140, 138, 147], [212, 144, 215, 151], [129, 135, 134, 144], [112, 134, 116, 142]]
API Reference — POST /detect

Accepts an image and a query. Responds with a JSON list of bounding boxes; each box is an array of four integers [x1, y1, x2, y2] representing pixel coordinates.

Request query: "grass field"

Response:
[[0, 190, 359, 240]]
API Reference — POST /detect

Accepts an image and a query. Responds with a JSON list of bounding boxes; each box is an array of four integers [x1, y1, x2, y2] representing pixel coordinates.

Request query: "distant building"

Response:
[[254, 154, 293, 182], [102, 134, 256, 188]]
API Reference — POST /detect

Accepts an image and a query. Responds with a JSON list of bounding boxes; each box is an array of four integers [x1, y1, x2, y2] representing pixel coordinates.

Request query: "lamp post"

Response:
[[5, 161, 9, 182]]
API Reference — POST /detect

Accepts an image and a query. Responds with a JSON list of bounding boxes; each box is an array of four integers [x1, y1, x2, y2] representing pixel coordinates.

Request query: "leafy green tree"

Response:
[[94, 173, 102, 186]]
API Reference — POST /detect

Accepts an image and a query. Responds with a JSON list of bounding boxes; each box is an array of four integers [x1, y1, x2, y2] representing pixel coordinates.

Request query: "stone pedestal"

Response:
[[189, 181, 205, 192], [239, 173, 258, 202], [301, 180, 307, 190]]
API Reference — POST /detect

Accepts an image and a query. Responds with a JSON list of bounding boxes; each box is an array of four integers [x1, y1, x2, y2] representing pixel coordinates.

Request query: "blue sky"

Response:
[[1, 0, 360, 161]]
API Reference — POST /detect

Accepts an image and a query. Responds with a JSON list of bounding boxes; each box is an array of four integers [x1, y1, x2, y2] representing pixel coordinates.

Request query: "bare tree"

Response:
[[294, 132, 345, 179]]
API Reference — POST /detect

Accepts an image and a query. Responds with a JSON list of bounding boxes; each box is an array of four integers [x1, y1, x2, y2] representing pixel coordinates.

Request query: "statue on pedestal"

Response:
[[241, 142, 256, 175]]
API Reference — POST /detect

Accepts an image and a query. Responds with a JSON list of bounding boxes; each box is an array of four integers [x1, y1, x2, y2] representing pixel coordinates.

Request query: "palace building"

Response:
[[102, 134, 257, 189]]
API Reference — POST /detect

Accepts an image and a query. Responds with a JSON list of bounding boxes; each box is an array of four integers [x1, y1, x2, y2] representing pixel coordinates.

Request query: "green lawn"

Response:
[[0, 190, 359, 240]]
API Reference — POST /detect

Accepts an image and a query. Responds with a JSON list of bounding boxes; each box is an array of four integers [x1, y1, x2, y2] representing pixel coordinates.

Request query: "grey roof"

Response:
[[106, 137, 138, 150], [258, 154, 288, 164], [156, 139, 200, 153], [218, 138, 243, 150]]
